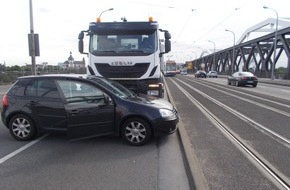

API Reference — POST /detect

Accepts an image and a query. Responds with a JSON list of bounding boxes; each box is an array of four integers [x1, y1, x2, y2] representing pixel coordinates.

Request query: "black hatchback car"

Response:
[[195, 70, 207, 78], [1, 74, 178, 146]]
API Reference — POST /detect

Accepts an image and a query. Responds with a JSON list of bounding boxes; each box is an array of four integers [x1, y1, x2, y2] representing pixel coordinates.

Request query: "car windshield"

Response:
[[89, 76, 135, 99]]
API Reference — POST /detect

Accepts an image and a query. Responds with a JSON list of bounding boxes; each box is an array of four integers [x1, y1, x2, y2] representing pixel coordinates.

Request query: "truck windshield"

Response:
[[89, 31, 156, 56]]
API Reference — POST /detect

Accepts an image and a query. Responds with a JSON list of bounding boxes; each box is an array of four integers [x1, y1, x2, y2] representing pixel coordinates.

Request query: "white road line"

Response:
[[281, 89, 290, 93], [0, 134, 49, 164]]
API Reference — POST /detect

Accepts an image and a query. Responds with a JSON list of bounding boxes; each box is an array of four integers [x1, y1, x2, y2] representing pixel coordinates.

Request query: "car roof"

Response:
[[17, 74, 103, 80], [237, 72, 254, 76]]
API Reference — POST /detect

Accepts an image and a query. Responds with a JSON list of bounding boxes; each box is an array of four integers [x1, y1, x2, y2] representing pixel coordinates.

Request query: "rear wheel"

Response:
[[121, 117, 152, 146], [253, 83, 257, 87], [9, 114, 36, 141]]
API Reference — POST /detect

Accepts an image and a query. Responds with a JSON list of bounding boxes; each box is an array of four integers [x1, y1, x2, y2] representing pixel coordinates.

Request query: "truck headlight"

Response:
[[159, 109, 176, 120]]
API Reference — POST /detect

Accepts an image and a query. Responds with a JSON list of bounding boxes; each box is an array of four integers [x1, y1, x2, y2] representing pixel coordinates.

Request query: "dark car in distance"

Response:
[[1, 74, 179, 146], [227, 71, 258, 87], [195, 70, 207, 78]]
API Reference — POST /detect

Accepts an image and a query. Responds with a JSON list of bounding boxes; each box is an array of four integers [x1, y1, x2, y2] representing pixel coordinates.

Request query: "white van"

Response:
[[181, 69, 187, 75]]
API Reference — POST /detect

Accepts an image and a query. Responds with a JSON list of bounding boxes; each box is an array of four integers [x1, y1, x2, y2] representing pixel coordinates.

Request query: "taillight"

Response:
[[2, 95, 8, 107]]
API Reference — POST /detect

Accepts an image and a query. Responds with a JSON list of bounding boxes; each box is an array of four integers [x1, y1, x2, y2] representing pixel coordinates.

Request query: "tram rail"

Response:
[[169, 77, 290, 190]]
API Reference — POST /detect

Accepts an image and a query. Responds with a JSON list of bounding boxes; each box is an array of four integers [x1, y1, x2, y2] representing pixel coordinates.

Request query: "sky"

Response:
[[0, 0, 289, 66]]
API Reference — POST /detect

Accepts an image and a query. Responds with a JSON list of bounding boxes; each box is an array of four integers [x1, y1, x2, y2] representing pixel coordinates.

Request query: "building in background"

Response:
[[61, 51, 86, 69]]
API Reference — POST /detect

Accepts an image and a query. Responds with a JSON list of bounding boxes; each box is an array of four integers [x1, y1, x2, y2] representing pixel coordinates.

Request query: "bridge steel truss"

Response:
[[191, 27, 290, 79]]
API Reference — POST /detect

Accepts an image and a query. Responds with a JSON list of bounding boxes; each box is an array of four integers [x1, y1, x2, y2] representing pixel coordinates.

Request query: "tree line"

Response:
[[0, 63, 86, 85]]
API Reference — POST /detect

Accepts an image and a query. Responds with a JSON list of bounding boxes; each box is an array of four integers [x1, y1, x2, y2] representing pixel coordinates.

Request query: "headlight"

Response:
[[159, 109, 176, 120]]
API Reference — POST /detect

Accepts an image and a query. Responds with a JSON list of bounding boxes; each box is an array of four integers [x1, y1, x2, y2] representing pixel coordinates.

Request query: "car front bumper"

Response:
[[153, 118, 179, 137]]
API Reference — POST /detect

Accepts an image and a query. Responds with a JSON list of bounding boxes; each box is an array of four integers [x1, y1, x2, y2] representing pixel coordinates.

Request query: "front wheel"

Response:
[[121, 118, 152, 146], [9, 114, 36, 141], [235, 81, 240, 87]]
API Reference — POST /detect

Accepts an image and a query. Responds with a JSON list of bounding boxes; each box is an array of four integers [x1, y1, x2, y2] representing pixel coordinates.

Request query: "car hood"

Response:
[[128, 94, 174, 110]]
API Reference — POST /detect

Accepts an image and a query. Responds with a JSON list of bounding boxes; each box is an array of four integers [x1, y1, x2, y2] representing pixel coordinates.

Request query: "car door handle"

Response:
[[28, 101, 39, 106], [69, 110, 79, 116]]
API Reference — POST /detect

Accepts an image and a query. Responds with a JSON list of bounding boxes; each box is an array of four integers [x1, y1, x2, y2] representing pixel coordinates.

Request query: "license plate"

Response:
[[247, 81, 253, 83]]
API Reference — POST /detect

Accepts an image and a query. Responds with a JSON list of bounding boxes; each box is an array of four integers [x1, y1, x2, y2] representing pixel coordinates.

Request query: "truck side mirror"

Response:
[[78, 32, 85, 54], [78, 40, 84, 53], [78, 32, 84, 40], [164, 31, 171, 53], [164, 31, 171, 40], [165, 39, 171, 53]]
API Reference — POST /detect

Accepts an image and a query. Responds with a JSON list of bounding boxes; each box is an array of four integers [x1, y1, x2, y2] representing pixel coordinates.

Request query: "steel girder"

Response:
[[191, 27, 290, 78]]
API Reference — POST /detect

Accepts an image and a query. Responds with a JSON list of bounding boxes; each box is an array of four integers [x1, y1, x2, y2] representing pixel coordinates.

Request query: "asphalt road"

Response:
[[165, 75, 290, 190], [1, 77, 290, 189], [0, 84, 190, 190]]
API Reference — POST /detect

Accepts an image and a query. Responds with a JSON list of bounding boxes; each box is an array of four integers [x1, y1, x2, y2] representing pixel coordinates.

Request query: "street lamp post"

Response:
[[98, 8, 114, 22], [29, 0, 36, 75], [263, 6, 278, 80], [208, 40, 216, 70], [225, 29, 236, 75]]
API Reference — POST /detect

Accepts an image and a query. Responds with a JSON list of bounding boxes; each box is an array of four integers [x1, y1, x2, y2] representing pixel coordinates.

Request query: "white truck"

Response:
[[78, 17, 171, 98]]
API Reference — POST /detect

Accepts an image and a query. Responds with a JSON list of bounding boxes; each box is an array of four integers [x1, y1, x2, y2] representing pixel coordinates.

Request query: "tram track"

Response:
[[186, 77, 290, 110], [169, 77, 290, 190]]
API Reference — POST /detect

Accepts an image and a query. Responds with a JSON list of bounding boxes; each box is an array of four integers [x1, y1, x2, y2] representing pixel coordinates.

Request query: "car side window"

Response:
[[25, 79, 61, 99], [56, 80, 106, 105]]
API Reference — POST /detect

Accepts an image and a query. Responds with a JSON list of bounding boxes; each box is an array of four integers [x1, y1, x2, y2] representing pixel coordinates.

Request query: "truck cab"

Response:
[[78, 17, 171, 98]]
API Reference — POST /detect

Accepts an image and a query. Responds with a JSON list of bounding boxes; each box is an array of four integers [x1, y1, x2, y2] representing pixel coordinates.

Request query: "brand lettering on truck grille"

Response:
[[111, 61, 133, 66]]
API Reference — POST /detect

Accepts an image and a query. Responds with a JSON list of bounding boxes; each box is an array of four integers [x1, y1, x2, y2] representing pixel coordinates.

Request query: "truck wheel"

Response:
[[121, 118, 152, 146], [9, 114, 36, 141]]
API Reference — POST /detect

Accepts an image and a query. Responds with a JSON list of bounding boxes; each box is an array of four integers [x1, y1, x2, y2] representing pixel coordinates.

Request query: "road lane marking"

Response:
[[0, 134, 49, 164], [281, 89, 290, 93]]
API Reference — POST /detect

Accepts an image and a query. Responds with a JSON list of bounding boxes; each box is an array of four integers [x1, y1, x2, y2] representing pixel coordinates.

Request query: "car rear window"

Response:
[[241, 72, 254, 76], [7, 80, 27, 96]]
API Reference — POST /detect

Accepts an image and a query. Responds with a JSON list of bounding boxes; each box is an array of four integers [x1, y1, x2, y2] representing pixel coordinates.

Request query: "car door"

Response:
[[56, 79, 115, 140], [24, 79, 67, 131]]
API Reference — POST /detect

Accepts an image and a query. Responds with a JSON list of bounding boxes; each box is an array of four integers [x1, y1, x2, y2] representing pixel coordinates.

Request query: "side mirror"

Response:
[[164, 31, 171, 40], [105, 94, 113, 105], [78, 40, 84, 54], [164, 39, 171, 53], [78, 32, 84, 40], [78, 32, 84, 54]]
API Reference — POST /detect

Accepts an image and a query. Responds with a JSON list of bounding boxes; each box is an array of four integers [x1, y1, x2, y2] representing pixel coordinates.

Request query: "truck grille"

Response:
[[95, 63, 150, 78]]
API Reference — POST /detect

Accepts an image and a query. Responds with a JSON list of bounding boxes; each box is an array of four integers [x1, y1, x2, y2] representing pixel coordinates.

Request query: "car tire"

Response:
[[121, 117, 152, 146], [8, 114, 36, 141], [253, 84, 257, 87], [235, 81, 240, 87], [227, 80, 230, 85]]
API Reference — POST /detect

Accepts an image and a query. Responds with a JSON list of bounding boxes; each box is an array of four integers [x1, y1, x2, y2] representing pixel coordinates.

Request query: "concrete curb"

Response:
[[164, 79, 209, 190]]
